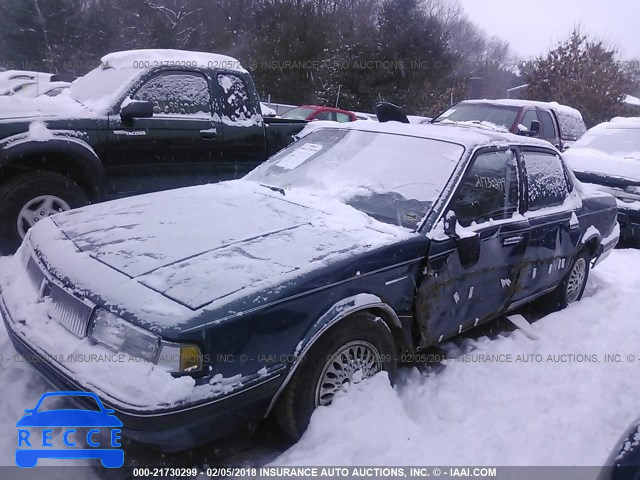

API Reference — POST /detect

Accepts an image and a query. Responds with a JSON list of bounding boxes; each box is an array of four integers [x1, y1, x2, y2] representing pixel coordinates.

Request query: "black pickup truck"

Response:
[[0, 49, 306, 254]]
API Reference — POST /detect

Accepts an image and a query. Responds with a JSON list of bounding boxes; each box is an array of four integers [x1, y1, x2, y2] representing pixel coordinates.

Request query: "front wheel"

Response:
[[275, 312, 396, 440], [0, 171, 89, 255]]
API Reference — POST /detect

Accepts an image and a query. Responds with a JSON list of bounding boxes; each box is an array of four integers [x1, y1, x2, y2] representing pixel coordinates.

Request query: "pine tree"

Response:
[[521, 30, 632, 127]]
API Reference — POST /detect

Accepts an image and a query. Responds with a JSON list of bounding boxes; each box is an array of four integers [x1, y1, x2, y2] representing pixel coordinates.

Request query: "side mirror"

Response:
[[375, 102, 410, 123], [443, 211, 481, 268], [443, 211, 458, 236], [121, 100, 154, 121], [529, 120, 540, 137], [457, 233, 481, 269]]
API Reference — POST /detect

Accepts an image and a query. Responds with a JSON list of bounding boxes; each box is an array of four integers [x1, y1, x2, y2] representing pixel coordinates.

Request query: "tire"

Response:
[[275, 311, 396, 440], [548, 250, 591, 310], [0, 171, 89, 255]]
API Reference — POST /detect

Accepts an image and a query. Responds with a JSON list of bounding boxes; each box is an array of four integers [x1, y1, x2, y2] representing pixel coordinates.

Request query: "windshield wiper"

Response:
[[260, 184, 286, 196]]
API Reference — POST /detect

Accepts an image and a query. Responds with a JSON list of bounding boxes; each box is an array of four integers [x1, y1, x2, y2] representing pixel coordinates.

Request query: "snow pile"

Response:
[[274, 249, 640, 467]]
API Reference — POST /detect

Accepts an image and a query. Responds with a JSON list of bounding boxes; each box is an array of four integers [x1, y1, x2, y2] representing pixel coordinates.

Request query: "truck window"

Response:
[[217, 73, 254, 121], [520, 109, 538, 131], [132, 71, 211, 116], [523, 151, 569, 210], [539, 110, 557, 140], [451, 150, 520, 227]]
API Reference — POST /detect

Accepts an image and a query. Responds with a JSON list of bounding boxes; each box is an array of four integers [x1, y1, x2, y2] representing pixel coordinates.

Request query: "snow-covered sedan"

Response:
[[0, 120, 619, 451], [564, 117, 640, 246]]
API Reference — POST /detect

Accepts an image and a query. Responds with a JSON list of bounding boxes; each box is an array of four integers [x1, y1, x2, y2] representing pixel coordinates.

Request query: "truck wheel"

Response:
[[0, 171, 89, 255], [275, 311, 396, 440], [549, 250, 591, 310]]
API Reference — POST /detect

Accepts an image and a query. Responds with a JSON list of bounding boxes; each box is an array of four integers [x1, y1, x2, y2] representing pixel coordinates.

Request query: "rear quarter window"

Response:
[[556, 112, 587, 142], [523, 151, 570, 210]]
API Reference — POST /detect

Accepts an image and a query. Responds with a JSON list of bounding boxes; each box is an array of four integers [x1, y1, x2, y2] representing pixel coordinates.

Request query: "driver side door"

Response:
[[105, 70, 223, 198], [416, 148, 530, 347]]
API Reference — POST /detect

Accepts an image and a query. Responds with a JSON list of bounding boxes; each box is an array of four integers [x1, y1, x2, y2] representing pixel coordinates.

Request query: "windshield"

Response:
[[434, 103, 519, 130], [69, 66, 140, 108], [245, 128, 465, 229], [282, 107, 316, 120], [573, 127, 640, 159]]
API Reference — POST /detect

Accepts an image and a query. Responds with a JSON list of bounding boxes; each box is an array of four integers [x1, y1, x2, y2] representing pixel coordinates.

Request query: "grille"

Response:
[[47, 283, 93, 338], [26, 255, 93, 338]]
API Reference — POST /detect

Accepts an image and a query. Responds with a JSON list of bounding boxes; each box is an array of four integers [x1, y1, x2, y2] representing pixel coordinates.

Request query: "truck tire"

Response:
[[0, 171, 89, 255], [275, 311, 396, 440]]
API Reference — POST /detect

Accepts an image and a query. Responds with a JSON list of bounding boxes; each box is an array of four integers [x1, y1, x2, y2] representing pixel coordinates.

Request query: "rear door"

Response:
[[418, 148, 529, 346], [537, 108, 561, 149], [510, 148, 581, 305], [105, 70, 223, 197]]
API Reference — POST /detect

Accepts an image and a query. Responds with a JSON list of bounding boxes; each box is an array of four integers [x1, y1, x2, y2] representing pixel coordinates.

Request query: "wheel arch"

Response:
[[264, 293, 402, 416], [0, 137, 105, 202], [579, 229, 601, 259]]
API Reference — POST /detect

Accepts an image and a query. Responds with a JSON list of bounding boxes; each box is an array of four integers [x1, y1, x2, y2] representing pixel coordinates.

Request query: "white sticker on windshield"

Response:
[[277, 143, 323, 169], [439, 109, 455, 118]]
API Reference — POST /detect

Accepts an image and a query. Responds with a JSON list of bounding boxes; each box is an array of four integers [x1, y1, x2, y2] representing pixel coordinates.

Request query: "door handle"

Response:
[[503, 236, 524, 246], [200, 128, 217, 139]]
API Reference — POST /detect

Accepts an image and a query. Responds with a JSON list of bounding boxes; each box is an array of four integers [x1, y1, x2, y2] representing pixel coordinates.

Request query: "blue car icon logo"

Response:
[[16, 391, 124, 468]]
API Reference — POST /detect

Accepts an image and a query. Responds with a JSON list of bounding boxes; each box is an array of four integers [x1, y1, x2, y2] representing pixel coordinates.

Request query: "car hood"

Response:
[[565, 147, 640, 186], [29, 181, 409, 329], [0, 94, 93, 122]]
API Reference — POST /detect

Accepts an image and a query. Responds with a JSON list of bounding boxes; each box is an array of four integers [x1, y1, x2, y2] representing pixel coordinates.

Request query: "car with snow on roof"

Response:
[[0, 49, 306, 255], [564, 118, 640, 246], [0, 118, 618, 451], [432, 99, 587, 150]]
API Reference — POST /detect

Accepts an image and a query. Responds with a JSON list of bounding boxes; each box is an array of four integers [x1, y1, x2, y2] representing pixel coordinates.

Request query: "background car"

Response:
[[11, 81, 71, 98], [564, 118, 640, 246], [281, 105, 358, 122], [597, 416, 640, 479], [432, 99, 587, 150]]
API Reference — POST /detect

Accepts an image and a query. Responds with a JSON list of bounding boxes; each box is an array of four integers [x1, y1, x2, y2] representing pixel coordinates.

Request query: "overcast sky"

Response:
[[456, 0, 640, 61]]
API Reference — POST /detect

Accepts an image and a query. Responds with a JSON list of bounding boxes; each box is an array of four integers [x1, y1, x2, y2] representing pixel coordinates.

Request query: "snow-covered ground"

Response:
[[1, 249, 640, 476]]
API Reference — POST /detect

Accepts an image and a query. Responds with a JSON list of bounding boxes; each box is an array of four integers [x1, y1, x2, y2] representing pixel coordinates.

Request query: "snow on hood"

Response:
[[565, 147, 640, 183], [30, 180, 409, 319], [0, 91, 91, 120]]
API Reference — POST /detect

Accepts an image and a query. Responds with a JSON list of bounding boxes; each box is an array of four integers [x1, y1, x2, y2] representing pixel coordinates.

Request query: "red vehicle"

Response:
[[282, 105, 357, 123]]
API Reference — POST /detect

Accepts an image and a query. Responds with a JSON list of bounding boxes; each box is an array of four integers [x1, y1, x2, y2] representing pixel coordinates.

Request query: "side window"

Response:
[[451, 150, 520, 227], [217, 73, 254, 121], [314, 111, 335, 121], [523, 151, 569, 210], [336, 112, 351, 123], [133, 71, 211, 116], [539, 110, 557, 140], [520, 109, 538, 131]]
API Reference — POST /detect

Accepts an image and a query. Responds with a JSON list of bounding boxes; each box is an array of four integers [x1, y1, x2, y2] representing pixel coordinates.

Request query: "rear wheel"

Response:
[[548, 250, 591, 309], [0, 171, 89, 255], [275, 311, 396, 439]]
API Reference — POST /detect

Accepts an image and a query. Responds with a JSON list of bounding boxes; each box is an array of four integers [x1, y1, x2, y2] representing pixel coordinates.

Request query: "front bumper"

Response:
[[1, 294, 283, 452], [617, 207, 640, 245]]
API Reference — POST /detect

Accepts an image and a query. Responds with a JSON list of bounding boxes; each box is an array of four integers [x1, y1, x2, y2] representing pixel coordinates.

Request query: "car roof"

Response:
[[606, 117, 640, 128], [301, 119, 557, 151], [459, 99, 583, 119], [300, 105, 354, 114], [100, 49, 246, 73]]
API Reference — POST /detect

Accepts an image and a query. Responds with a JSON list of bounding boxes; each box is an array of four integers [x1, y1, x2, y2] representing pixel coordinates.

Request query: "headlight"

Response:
[[89, 309, 159, 362], [88, 308, 203, 374]]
